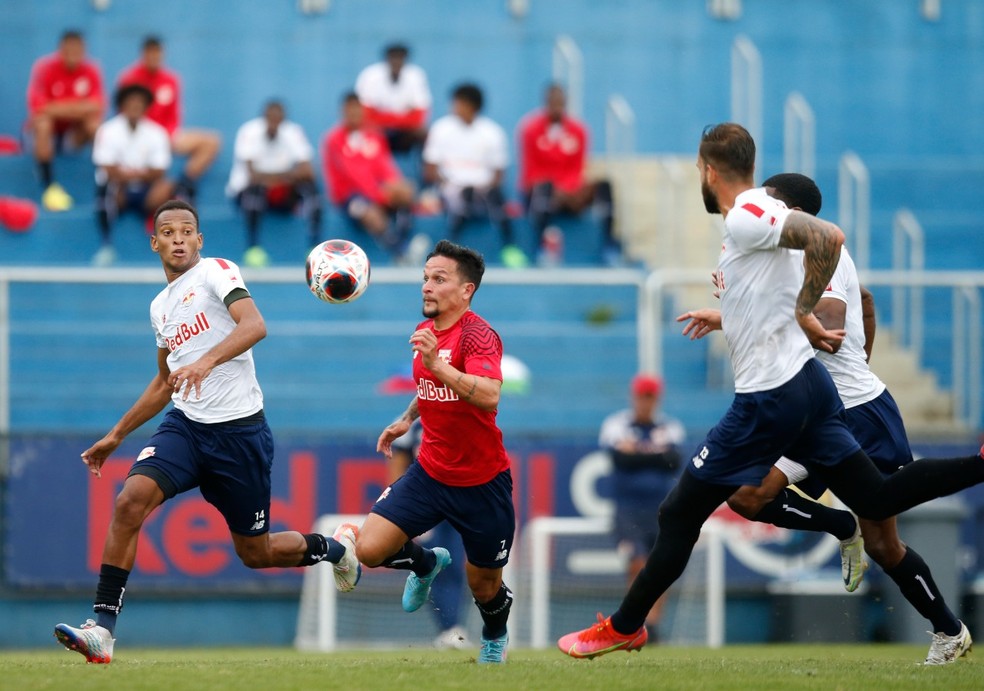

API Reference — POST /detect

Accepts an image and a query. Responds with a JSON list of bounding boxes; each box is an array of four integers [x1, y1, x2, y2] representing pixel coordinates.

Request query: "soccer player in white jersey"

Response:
[[715, 173, 971, 664], [557, 123, 984, 659], [54, 200, 358, 664]]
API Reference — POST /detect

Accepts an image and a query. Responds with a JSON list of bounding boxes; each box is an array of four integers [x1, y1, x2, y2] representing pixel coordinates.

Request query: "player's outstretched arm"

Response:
[[377, 398, 418, 459], [778, 211, 846, 353], [168, 297, 267, 401], [676, 308, 722, 340], [81, 348, 173, 478]]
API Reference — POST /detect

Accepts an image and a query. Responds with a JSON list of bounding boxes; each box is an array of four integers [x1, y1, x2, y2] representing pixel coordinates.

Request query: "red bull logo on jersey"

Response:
[[165, 312, 211, 352], [181, 290, 196, 306], [417, 378, 459, 402]]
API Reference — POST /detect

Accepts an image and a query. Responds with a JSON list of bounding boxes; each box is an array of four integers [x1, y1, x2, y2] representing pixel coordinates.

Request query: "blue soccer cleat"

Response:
[[402, 547, 451, 612], [478, 630, 509, 664]]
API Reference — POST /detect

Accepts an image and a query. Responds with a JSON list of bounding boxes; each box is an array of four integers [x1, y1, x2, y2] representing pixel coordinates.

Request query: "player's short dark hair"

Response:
[[699, 123, 755, 180], [60, 29, 84, 43], [428, 239, 485, 293], [115, 83, 154, 110], [762, 173, 823, 216], [264, 99, 285, 114], [451, 83, 483, 112], [384, 42, 409, 58], [341, 90, 360, 105], [154, 199, 199, 230], [142, 35, 163, 50]]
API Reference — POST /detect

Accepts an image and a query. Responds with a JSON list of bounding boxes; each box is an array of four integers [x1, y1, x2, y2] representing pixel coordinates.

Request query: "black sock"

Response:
[[752, 489, 857, 540], [381, 541, 436, 577], [611, 472, 736, 635], [475, 583, 513, 639], [39, 161, 53, 188], [93, 564, 130, 635], [297, 533, 346, 567], [885, 547, 961, 635]]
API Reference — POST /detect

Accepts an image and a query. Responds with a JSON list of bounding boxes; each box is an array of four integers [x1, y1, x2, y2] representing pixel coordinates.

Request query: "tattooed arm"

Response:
[[778, 211, 846, 353], [860, 285, 876, 362], [377, 397, 419, 458]]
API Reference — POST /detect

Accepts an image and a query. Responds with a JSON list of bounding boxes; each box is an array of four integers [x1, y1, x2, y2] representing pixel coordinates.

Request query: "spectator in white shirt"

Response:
[[423, 83, 528, 268], [227, 100, 322, 267], [355, 42, 431, 155], [91, 84, 173, 266]]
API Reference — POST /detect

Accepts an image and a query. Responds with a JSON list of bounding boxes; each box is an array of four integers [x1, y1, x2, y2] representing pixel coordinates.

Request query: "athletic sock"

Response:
[[297, 533, 346, 566], [751, 489, 857, 540], [40, 161, 53, 188], [381, 541, 436, 577], [93, 564, 130, 635], [475, 583, 513, 639], [885, 547, 961, 636]]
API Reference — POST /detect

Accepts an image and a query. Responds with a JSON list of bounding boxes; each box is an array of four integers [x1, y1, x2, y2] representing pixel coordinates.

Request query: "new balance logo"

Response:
[[692, 445, 709, 469], [495, 549, 509, 561], [250, 519, 266, 531]]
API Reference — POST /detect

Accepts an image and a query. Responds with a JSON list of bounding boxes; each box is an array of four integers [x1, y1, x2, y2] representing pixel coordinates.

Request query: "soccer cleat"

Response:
[[402, 547, 451, 612], [54, 619, 114, 664], [243, 245, 270, 268], [478, 630, 508, 664], [557, 613, 648, 659], [435, 625, 472, 650], [839, 522, 868, 592], [924, 620, 973, 665], [331, 523, 362, 593], [42, 182, 73, 212]]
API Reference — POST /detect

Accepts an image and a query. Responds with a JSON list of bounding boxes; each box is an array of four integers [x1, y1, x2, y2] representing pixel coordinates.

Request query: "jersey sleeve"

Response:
[[422, 119, 445, 164], [487, 122, 509, 170], [460, 320, 503, 381], [205, 258, 250, 302], [288, 124, 314, 163], [598, 411, 628, 449], [91, 122, 117, 167], [822, 247, 850, 303], [727, 199, 792, 253], [148, 126, 172, 170]]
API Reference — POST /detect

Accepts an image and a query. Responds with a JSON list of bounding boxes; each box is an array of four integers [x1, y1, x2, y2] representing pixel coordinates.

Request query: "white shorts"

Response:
[[774, 456, 809, 484]]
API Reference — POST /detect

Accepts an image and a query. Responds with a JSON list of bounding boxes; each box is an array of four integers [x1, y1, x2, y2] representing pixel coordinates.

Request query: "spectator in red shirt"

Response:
[[517, 84, 620, 265], [117, 36, 221, 203], [355, 43, 431, 155], [322, 93, 416, 262], [26, 30, 105, 212]]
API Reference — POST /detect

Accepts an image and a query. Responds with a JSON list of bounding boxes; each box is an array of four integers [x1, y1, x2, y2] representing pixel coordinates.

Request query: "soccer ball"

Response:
[[305, 239, 371, 304]]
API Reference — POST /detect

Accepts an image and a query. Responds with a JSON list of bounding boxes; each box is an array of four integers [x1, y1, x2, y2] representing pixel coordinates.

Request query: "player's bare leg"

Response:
[[467, 562, 512, 663], [172, 129, 221, 180], [232, 526, 360, 590]]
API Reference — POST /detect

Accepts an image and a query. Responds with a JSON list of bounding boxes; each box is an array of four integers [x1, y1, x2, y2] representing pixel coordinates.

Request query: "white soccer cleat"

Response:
[[839, 522, 868, 593], [331, 523, 362, 593], [434, 625, 472, 650], [924, 620, 973, 665], [54, 619, 114, 664]]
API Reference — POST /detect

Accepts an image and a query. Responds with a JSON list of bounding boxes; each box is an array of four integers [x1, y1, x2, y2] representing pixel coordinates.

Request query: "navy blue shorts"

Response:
[[688, 358, 861, 487], [128, 408, 274, 536], [370, 462, 515, 569], [845, 389, 913, 474]]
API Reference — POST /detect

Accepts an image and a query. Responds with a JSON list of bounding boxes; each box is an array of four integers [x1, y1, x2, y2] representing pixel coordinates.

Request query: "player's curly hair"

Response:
[[699, 123, 755, 180], [428, 239, 485, 292]]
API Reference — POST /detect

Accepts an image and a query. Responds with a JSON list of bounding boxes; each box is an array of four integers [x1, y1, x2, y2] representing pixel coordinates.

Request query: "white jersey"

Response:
[[227, 117, 314, 195], [718, 187, 814, 393], [355, 61, 431, 115], [815, 247, 886, 407], [423, 114, 508, 188], [92, 114, 171, 185], [150, 257, 263, 423]]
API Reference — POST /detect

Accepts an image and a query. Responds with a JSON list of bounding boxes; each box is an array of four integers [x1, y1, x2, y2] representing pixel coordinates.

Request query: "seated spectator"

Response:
[[26, 30, 105, 212], [117, 35, 221, 203], [423, 83, 527, 268], [355, 42, 431, 155], [322, 92, 419, 263], [226, 100, 322, 267], [518, 84, 620, 266], [91, 84, 173, 267]]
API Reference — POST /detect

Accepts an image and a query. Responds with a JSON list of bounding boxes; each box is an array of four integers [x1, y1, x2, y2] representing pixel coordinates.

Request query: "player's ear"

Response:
[[150, 234, 159, 253]]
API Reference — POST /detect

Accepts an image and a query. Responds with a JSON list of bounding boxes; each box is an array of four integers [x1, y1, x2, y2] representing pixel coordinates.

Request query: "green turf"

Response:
[[0, 644, 978, 690]]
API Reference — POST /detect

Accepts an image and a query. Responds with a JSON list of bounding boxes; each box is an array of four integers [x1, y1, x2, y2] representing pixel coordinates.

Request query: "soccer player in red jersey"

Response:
[[322, 92, 416, 262], [517, 84, 620, 265], [26, 30, 105, 211], [344, 239, 515, 663], [117, 36, 221, 203]]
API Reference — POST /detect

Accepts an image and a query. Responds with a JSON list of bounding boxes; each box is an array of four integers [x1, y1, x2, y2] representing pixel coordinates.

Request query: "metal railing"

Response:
[[730, 35, 762, 177], [892, 209, 926, 360], [552, 35, 584, 120], [838, 152, 871, 271], [783, 92, 816, 179]]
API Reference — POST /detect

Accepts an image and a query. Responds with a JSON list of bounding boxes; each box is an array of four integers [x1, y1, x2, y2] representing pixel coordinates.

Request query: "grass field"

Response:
[[1, 644, 978, 690]]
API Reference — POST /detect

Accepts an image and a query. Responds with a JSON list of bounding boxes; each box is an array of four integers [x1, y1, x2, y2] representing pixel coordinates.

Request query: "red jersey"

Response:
[[322, 125, 401, 206], [118, 63, 181, 135], [27, 53, 105, 117], [517, 111, 588, 193], [413, 311, 509, 487]]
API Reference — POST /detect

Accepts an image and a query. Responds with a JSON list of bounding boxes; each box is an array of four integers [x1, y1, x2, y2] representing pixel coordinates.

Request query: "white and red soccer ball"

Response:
[[306, 239, 371, 304]]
